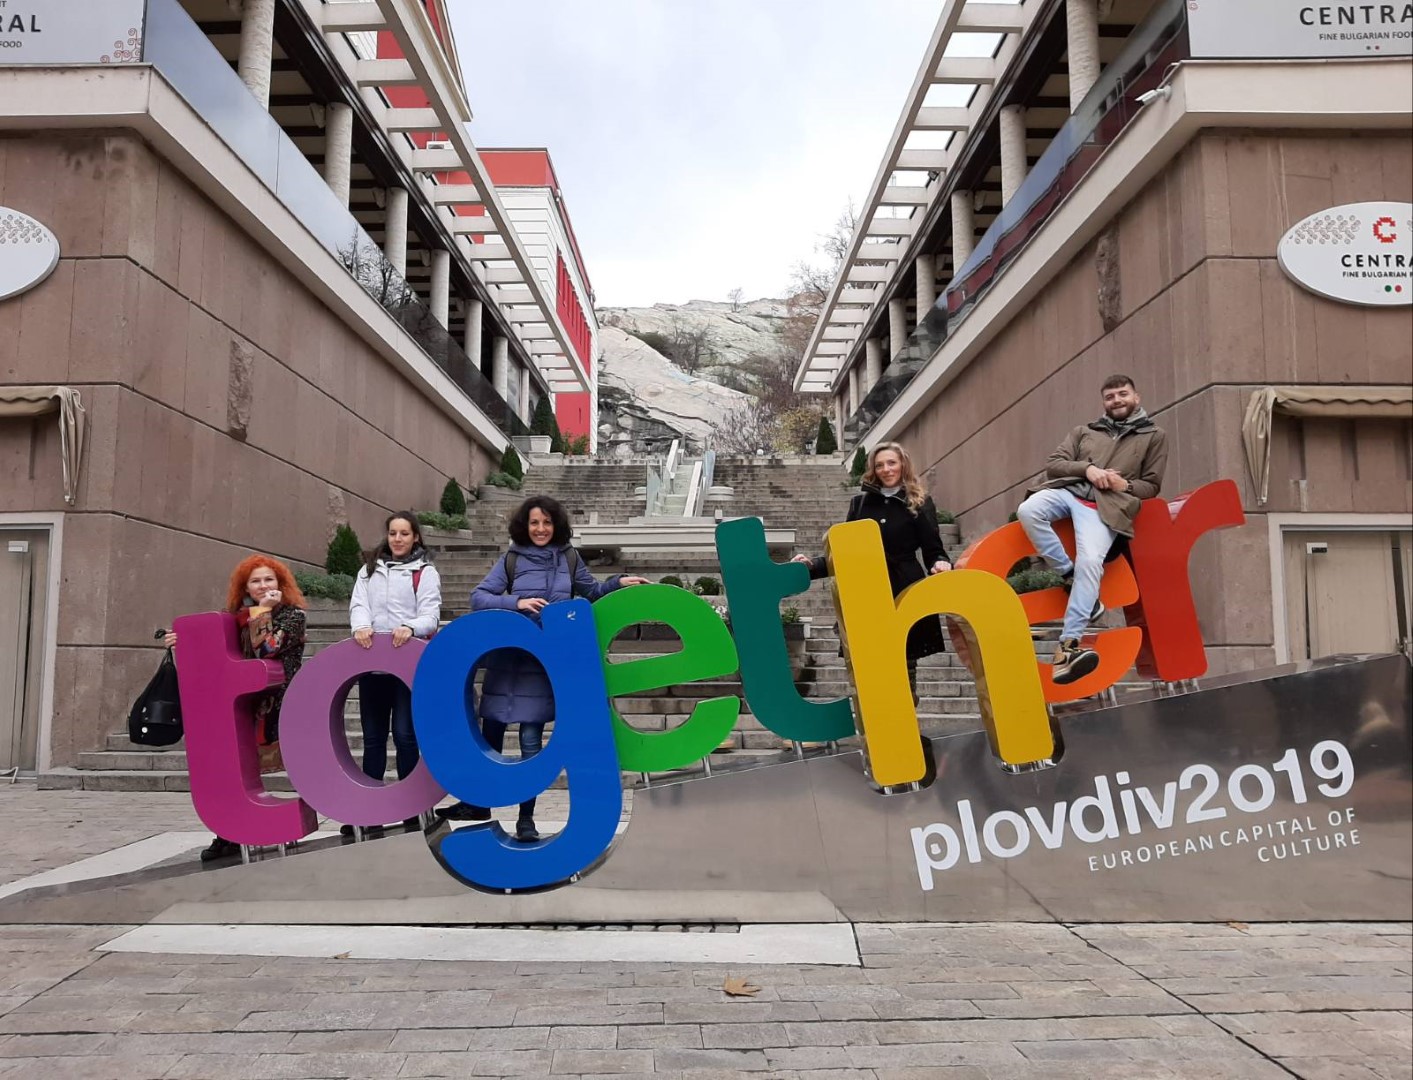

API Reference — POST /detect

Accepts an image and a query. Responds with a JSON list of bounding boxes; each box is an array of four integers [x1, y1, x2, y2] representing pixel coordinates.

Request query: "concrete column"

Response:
[[463, 298, 484, 365], [835, 392, 846, 437], [491, 334, 510, 401], [236, 0, 278, 110], [951, 190, 976, 268], [865, 337, 884, 392], [888, 299, 908, 358], [383, 186, 408, 276], [429, 250, 451, 328], [914, 254, 937, 317], [848, 365, 860, 415], [999, 105, 1028, 205], [518, 366, 533, 424], [1065, 0, 1102, 111], [323, 102, 354, 207]]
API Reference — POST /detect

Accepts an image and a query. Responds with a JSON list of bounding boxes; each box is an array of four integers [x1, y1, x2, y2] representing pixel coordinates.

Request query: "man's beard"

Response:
[[1106, 403, 1135, 420]]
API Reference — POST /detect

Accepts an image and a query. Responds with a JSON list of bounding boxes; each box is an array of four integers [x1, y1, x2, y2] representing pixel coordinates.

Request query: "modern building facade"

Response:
[[481, 150, 600, 450], [798, 0, 1413, 676], [0, 0, 598, 772]]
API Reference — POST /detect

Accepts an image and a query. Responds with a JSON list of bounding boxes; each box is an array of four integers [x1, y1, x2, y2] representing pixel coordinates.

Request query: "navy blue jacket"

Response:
[[471, 543, 623, 726]]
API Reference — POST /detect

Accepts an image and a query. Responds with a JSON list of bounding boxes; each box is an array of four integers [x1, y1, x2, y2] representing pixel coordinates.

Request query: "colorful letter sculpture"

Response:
[[172, 481, 1249, 892]]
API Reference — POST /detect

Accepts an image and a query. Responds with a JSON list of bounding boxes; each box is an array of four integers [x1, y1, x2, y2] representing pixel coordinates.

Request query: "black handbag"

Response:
[[128, 649, 184, 747]]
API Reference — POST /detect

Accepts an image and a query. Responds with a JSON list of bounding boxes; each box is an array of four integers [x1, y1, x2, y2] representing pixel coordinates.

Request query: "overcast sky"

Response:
[[447, 1, 943, 308]]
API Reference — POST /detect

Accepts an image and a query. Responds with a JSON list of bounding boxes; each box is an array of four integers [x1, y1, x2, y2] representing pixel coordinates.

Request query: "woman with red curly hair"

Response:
[[167, 554, 308, 862]]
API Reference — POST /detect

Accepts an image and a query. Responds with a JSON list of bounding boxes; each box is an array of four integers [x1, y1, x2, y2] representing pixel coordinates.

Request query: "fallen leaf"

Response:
[[722, 976, 760, 997], [333, 951, 351, 959], [1226, 922, 1249, 932]]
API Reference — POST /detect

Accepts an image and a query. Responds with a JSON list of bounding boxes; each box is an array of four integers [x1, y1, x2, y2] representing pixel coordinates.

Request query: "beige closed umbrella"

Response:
[[0, 386, 87, 505], [1242, 385, 1413, 504]]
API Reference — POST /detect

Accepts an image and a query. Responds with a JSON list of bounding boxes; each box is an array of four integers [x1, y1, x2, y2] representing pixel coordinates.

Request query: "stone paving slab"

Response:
[[0, 785, 1409, 1078]]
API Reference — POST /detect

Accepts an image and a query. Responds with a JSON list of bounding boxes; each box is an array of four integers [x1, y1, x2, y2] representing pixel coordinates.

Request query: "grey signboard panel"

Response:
[[3, 655, 1408, 925]]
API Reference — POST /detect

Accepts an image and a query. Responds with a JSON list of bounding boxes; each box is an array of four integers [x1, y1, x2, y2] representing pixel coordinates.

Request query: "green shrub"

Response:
[[935, 509, 957, 525], [294, 570, 355, 602], [439, 478, 466, 516], [416, 510, 469, 531], [692, 576, 722, 596], [484, 471, 522, 491], [325, 523, 362, 576], [499, 445, 523, 482], [657, 575, 685, 588], [780, 606, 802, 624], [815, 416, 837, 455], [531, 396, 566, 454], [1006, 567, 1067, 594], [565, 433, 591, 456], [850, 446, 867, 482]]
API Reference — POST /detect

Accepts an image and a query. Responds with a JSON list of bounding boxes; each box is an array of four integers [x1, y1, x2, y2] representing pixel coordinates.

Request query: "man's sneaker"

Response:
[[1052, 638, 1100, 684]]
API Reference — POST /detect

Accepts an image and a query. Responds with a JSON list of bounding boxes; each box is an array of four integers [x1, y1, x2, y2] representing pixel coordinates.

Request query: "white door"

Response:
[[0, 530, 50, 771], [1283, 529, 1413, 661]]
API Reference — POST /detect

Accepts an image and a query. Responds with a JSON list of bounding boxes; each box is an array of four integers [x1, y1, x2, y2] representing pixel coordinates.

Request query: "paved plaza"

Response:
[[0, 784, 1408, 1080]]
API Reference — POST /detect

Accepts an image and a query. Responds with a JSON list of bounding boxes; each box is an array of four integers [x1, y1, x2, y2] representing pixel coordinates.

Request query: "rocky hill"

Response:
[[595, 298, 789, 453]]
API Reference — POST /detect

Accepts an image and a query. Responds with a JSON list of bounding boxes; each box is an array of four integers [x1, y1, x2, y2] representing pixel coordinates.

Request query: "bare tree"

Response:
[[666, 316, 716, 374], [727, 286, 745, 312]]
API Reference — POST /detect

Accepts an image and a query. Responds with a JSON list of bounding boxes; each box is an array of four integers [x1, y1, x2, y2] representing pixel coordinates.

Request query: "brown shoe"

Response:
[[1052, 638, 1099, 685]]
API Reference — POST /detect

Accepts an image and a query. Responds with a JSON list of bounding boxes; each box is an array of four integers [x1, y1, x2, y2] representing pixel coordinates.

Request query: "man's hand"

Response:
[[1084, 464, 1112, 490], [1105, 470, 1129, 493], [619, 576, 650, 586], [353, 627, 373, 649], [929, 560, 952, 575], [790, 554, 812, 565], [391, 625, 414, 648], [517, 597, 549, 615]]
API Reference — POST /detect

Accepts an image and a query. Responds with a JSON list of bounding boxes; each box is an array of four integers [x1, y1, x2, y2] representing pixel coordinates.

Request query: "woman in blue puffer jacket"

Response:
[[440, 495, 647, 841]]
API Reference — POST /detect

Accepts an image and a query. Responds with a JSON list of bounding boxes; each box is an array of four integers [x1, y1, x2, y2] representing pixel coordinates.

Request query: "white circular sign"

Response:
[[1277, 201, 1412, 307], [0, 208, 61, 302]]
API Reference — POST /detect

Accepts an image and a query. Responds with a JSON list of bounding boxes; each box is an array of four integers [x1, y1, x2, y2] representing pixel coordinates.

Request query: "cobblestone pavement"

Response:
[[0, 784, 1409, 1079]]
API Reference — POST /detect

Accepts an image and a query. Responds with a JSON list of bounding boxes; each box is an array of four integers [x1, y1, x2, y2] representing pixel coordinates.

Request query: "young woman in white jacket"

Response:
[[348, 512, 441, 821]]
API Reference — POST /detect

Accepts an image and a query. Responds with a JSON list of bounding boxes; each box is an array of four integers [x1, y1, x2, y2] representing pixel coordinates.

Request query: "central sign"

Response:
[[1187, 1, 1413, 59], [1277, 201, 1413, 306], [0, 1, 144, 65]]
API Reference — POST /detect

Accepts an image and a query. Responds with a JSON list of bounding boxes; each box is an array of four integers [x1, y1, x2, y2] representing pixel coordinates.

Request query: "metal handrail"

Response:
[[682, 460, 704, 518], [689, 450, 717, 517]]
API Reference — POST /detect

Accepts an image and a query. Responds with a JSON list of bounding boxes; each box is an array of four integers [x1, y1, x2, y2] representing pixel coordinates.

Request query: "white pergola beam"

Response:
[[914, 107, 971, 130], [880, 185, 931, 205], [931, 56, 999, 84], [956, 3, 1028, 33], [449, 215, 499, 234], [315, 2, 386, 32], [410, 147, 463, 170], [430, 184, 482, 205], [353, 59, 418, 87], [382, 107, 443, 132]]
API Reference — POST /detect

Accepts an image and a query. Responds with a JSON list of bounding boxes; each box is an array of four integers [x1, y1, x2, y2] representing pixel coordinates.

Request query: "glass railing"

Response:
[[843, 0, 1189, 444], [142, 0, 527, 436]]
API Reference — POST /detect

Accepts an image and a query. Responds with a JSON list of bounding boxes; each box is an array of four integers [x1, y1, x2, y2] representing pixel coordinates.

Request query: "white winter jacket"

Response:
[[349, 554, 441, 638]]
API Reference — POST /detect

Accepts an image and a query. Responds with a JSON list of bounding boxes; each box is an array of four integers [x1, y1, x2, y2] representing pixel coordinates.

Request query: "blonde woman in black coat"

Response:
[[794, 441, 952, 692]]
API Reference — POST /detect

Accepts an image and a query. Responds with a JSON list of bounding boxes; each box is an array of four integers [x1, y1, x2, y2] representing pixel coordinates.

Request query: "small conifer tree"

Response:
[[325, 523, 362, 576], [439, 478, 466, 517], [815, 416, 838, 455], [500, 445, 524, 481], [850, 446, 867, 482]]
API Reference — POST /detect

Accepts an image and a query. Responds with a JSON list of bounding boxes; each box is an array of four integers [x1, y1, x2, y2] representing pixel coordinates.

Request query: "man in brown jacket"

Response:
[[1017, 374, 1168, 684]]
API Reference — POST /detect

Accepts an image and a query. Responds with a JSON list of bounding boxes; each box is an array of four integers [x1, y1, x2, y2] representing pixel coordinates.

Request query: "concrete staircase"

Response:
[[37, 455, 1030, 793]]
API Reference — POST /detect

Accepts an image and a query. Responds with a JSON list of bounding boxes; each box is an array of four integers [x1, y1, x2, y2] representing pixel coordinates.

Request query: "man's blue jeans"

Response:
[[1017, 487, 1116, 641]]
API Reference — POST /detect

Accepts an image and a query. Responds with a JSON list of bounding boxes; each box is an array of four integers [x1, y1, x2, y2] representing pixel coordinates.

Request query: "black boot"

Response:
[[515, 799, 539, 843], [437, 802, 490, 821], [200, 837, 240, 863]]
